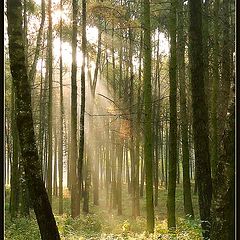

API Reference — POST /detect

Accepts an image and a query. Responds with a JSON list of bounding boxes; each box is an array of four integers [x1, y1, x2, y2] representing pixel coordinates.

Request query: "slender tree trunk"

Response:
[[10, 85, 20, 219], [53, 126, 58, 196], [160, 126, 165, 186], [153, 32, 159, 207], [29, 0, 45, 84], [117, 141, 123, 215], [47, 0, 53, 205], [143, 0, 154, 233], [78, 0, 86, 213], [126, 142, 131, 194], [38, 47, 45, 178], [5, 119, 11, 186], [70, 0, 80, 218], [140, 152, 144, 197], [83, 153, 90, 214], [128, 28, 136, 218], [167, 0, 177, 230], [111, 28, 117, 210], [90, 21, 102, 207], [165, 114, 169, 190], [66, 119, 71, 190], [58, 0, 63, 215], [134, 31, 142, 215], [177, 0, 194, 219]]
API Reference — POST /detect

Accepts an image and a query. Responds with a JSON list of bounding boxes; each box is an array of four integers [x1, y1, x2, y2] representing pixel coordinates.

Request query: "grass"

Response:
[[4, 183, 202, 239]]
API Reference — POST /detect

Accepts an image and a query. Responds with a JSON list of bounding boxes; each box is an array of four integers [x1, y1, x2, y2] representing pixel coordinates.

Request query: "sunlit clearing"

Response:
[[52, 9, 70, 25], [53, 38, 73, 66], [87, 26, 99, 44], [35, 0, 60, 5], [152, 29, 170, 56]]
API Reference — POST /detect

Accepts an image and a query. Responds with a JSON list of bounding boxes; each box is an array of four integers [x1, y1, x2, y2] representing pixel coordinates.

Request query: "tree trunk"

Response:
[[19, 163, 30, 216], [117, 141, 123, 215], [143, 0, 154, 233], [28, 0, 45, 84], [47, 0, 53, 205], [210, 100, 235, 240], [53, 127, 58, 196], [167, 0, 177, 231], [78, 0, 86, 212], [211, 0, 220, 180], [188, 0, 212, 238], [218, 0, 231, 140], [128, 27, 136, 218], [177, 0, 194, 219], [165, 114, 169, 190], [10, 84, 20, 219], [7, 0, 60, 238], [58, 0, 63, 215], [70, 0, 80, 218]]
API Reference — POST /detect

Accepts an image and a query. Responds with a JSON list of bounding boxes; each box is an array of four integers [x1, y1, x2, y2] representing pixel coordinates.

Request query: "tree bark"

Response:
[[177, 0, 194, 219], [58, 0, 63, 215], [29, 0, 45, 85], [188, 0, 212, 238], [46, 0, 53, 205], [78, 0, 86, 212], [70, 0, 80, 218], [211, 0, 220, 180], [167, 0, 177, 231], [143, 0, 154, 233], [7, 0, 60, 238], [210, 99, 235, 240], [10, 84, 20, 219]]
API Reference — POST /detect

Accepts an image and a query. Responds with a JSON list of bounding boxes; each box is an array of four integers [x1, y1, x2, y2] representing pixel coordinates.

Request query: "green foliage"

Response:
[[5, 215, 41, 240], [55, 213, 102, 239], [88, 0, 126, 26], [5, 185, 201, 239], [26, 0, 40, 15]]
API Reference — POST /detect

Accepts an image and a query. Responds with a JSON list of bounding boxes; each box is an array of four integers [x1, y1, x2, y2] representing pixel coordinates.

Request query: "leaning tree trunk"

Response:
[[28, 0, 45, 85], [188, 0, 212, 238], [7, 0, 60, 239]]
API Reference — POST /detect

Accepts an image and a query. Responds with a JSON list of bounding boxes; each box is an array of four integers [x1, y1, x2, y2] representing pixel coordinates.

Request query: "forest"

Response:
[[5, 0, 235, 239]]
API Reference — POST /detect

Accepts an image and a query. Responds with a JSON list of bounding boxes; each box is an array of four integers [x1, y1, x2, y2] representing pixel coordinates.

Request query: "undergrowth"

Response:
[[4, 185, 202, 239]]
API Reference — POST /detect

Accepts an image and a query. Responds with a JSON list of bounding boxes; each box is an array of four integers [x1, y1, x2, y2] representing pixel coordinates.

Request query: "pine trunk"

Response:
[[167, 0, 177, 230], [70, 0, 80, 218], [177, 0, 194, 219], [188, 0, 212, 238], [7, 0, 60, 238], [143, 0, 154, 233]]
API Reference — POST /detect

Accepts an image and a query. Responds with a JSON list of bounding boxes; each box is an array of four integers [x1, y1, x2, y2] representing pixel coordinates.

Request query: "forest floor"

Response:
[[5, 183, 202, 239]]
